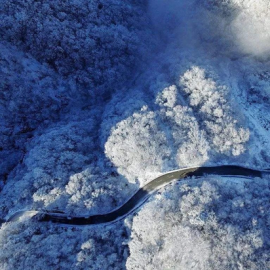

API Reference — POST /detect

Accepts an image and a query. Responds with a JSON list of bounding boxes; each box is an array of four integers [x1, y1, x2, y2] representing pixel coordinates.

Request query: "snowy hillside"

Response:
[[0, 0, 270, 269]]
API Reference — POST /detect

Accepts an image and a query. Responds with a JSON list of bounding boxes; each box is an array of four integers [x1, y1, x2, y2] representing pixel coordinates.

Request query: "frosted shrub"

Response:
[[180, 66, 250, 156], [105, 107, 171, 185], [0, 118, 136, 216], [156, 85, 178, 108], [127, 177, 270, 270], [0, 0, 150, 95], [105, 84, 211, 185], [0, 42, 70, 181], [0, 219, 128, 270]]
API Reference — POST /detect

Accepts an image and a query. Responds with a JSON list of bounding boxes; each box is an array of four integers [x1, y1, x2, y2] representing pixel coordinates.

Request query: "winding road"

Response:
[[5, 165, 269, 226]]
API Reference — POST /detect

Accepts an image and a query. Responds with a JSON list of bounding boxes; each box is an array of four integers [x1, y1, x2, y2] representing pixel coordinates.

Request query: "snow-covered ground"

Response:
[[0, 0, 270, 269]]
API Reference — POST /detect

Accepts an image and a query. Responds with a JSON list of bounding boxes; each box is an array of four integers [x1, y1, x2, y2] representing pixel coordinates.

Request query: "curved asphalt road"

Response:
[[5, 165, 269, 226]]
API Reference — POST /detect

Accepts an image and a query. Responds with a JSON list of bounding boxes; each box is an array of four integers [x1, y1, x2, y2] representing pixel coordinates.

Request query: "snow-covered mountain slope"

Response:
[[0, 0, 270, 269]]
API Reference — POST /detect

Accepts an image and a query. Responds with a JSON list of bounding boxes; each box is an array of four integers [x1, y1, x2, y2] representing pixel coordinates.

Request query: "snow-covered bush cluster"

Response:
[[105, 105, 171, 184], [0, 176, 268, 270], [104, 67, 249, 185], [180, 66, 250, 156], [0, 0, 270, 269], [156, 85, 210, 167], [0, 42, 70, 184], [0, 219, 130, 270], [0, 0, 150, 96], [127, 177, 270, 270], [104, 86, 210, 185], [0, 117, 136, 218]]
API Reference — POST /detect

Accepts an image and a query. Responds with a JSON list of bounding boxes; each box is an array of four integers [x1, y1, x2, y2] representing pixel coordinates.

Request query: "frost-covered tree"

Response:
[[180, 66, 249, 156], [0, 218, 130, 270], [0, 42, 70, 184], [0, 0, 151, 97], [0, 1, 270, 269], [104, 83, 211, 185], [156, 85, 210, 167], [127, 177, 270, 270], [0, 117, 136, 218], [105, 106, 171, 184]]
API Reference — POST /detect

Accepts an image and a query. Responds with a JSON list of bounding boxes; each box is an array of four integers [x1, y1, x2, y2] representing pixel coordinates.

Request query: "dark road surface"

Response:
[[5, 165, 269, 226]]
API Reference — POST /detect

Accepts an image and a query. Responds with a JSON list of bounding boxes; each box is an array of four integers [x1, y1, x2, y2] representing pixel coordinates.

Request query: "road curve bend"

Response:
[[5, 165, 270, 226]]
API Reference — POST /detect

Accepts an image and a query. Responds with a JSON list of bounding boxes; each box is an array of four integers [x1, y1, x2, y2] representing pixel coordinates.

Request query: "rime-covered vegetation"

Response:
[[0, 42, 70, 183], [127, 177, 270, 270], [0, 0, 150, 97], [0, 115, 137, 218], [104, 67, 250, 185], [1, 0, 270, 269], [0, 218, 130, 269], [0, 177, 269, 270]]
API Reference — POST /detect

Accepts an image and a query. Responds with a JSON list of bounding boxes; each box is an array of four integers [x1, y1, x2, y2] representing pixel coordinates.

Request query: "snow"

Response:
[[0, 0, 270, 269]]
